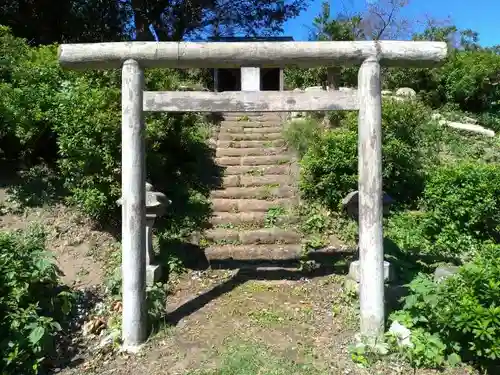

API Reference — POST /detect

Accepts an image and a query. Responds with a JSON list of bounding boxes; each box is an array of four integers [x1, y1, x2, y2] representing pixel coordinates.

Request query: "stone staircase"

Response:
[[203, 112, 303, 265]]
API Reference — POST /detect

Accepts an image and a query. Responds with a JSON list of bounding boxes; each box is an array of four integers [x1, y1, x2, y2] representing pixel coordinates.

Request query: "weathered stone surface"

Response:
[[211, 198, 290, 212], [242, 126, 283, 134], [205, 244, 303, 261], [223, 165, 290, 175], [216, 156, 242, 166], [434, 265, 459, 283], [341, 190, 394, 219], [442, 121, 495, 137], [305, 86, 324, 91], [146, 265, 161, 286], [240, 228, 300, 244], [216, 147, 284, 157], [218, 132, 283, 141], [208, 111, 300, 263], [211, 212, 267, 225], [203, 228, 240, 243], [395, 87, 417, 98], [211, 186, 295, 199], [221, 126, 283, 134], [204, 228, 300, 245], [221, 121, 281, 128], [239, 175, 290, 187], [348, 260, 394, 283], [461, 115, 478, 124], [217, 140, 285, 148], [241, 155, 290, 166], [222, 175, 240, 187]]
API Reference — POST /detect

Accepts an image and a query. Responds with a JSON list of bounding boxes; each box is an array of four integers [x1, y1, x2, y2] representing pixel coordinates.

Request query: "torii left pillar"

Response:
[[121, 59, 147, 350]]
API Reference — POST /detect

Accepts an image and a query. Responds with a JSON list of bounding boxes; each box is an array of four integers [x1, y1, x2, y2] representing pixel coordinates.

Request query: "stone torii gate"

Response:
[[58, 40, 447, 351]]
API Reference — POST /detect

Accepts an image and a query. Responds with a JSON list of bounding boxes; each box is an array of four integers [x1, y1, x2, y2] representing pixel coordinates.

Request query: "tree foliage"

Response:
[[0, 0, 307, 45]]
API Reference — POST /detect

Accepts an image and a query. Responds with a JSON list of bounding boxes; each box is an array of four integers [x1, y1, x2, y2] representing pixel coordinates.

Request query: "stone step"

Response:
[[223, 165, 291, 176], [205, 244, 302, 262], [216, 155, 290, 166], [210, 211, 296, 226], [211, 212, 267, 226], [223, 113, 283, 119], [222, 175, 291, 188], [204, 228, 301, 245], [220, 126, 283, 134], [218, 132, 283, 141], [212, 198, 291, 212], [217, 140, 286, 148], [221, 121, 282, 128], [216, 147, 285, 157], [211, 186, 295, 199]]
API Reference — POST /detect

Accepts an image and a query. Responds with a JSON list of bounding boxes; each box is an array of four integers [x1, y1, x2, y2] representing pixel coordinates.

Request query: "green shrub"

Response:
[[283, 118, 322, 157], [0, 226, 76, 374], [54, 74, 217, 225], [440, 51, 500, 113], [477, 112, 500, 132], [390, 243, 500, 369], [1, 28, 219, 237], [300, 129, 358, 209], [53, 76, 122, 220], [299, 100, 432, 209], [382, 67, 442, 108], [421, 162, 500, 256], [0, 32, 67, 162]]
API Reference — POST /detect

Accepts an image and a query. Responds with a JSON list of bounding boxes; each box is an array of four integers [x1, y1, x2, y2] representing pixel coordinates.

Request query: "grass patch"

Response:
[[190, 342, 326, 375]]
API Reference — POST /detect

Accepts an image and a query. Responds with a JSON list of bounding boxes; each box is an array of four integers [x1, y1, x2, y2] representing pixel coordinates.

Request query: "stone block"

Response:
[[348, 260, 393, 283], [341, 190, 394, 220], [433, 265, 459, 283], [395, 87, 416, 98], [146, 264, 162, 286]]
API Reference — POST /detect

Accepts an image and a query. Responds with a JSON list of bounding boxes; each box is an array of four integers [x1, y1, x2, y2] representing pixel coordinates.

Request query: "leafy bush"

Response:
[[383, 51, 500, 113], [389, 243, 500, 369], [284, 66, 358, 90], [440, 51, 500, 113], [0, 31, 66, 162], [0, 226, 76, 374], [420, 162, 500, 256], [299, 100, 432, 209], [1, 28, 220, 236], [283, 118, 322, 157], [300, 129, 358, 209], [477, 112, 500, 132]]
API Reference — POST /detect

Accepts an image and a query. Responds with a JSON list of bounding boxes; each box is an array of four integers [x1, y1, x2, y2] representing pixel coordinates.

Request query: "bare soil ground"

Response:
[[0, 187, 477, 375]]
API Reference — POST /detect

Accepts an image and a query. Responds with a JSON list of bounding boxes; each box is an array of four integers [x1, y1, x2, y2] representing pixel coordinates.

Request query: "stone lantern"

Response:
[[341, 190, 394, 221], [341, 190, 394, 293], [118, 182, 171, 286]]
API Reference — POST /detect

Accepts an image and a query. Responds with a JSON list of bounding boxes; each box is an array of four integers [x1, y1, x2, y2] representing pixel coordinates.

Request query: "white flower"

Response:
[[389, 320, 413, 348]]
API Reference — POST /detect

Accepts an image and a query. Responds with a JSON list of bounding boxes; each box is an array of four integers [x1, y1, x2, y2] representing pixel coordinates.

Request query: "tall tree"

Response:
[[0, 0, 128, 45], [361, 0, 411, 40], [0, 0, 307, 44], [130, 0, 307, 41]]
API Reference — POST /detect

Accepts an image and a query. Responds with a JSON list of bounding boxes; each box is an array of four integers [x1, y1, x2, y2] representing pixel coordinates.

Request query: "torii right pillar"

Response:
[[357, 56, 384, 340]]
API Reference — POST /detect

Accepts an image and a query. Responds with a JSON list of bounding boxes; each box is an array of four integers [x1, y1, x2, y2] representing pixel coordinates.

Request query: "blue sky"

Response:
[[283, 0, 500, 46]]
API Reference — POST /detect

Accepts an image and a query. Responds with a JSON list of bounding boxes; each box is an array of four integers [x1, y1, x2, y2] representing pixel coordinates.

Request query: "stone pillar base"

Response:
[[344, 260, 394, 294], [146, 264, 162, 286]]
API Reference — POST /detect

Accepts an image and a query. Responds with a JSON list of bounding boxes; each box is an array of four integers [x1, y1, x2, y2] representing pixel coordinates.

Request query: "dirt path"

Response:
[[0, 186, 476, 375], [61, 268, 473, 375], [0, 187, 115, 288]]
